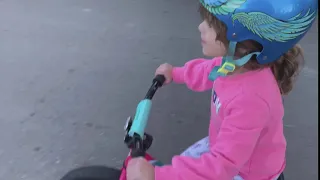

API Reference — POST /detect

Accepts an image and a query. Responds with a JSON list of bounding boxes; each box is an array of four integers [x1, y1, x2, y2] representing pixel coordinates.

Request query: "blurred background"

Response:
[[0, 1, 318, 180]]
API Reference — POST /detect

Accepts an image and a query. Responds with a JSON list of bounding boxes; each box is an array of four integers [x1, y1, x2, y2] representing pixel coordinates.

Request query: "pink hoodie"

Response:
[[154, 57, 286, 180]]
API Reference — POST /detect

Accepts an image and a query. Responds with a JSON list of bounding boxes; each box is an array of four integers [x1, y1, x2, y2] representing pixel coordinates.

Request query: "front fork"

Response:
[[120, 117, 156, 180], [124, 117, 153, 156]]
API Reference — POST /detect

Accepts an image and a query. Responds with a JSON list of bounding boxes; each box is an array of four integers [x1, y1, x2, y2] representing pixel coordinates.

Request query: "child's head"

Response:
[[198, 0, 317, 95]]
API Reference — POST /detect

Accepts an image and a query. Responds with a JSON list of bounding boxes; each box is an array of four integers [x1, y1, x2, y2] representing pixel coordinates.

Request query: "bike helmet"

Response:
[[201, 0, 318, 80]]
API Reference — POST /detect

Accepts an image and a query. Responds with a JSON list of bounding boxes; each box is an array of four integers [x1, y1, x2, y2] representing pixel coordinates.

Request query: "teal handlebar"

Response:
[[128, 75, 165, 138], [128, 99, 152, 137]]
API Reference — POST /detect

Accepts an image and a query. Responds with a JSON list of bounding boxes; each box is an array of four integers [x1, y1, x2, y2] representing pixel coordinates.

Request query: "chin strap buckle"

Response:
[[217, 62, 236, 75], [209, 61, 236, 81]]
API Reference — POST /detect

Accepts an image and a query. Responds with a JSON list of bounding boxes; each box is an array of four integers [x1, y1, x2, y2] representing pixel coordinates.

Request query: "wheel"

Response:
[[60, 166, 121, 180], [277, 173, 285, 180]]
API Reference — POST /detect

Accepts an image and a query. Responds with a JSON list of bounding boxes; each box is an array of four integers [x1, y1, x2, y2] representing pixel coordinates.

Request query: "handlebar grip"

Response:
[[153, 75, 166, 87]]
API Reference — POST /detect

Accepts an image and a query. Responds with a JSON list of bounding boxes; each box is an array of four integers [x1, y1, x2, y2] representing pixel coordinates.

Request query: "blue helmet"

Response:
[[201, 0, 318, 64]]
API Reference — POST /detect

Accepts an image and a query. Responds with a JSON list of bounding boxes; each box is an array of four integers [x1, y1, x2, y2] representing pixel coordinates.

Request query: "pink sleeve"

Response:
[[154, 93, 270, 180], [172, 57, 222, 92]]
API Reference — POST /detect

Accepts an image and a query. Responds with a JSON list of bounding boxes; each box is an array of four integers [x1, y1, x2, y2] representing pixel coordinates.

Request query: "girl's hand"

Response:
[[126, 157, 155, 180], [155, 63, 173, 84]]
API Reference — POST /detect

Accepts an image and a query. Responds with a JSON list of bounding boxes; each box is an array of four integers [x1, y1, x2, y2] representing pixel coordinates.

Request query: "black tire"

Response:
[[60, 166, 121, 180], [277, 173, 285, 180]]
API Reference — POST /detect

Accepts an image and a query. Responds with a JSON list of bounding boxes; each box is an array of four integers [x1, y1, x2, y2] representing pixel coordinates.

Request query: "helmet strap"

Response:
[[208, 41, 260, 81]]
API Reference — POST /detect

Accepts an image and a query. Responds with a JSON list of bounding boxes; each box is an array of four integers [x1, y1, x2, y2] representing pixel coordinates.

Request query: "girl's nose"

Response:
[[198, 21, 205, 33], [198, 22, 202, 32]]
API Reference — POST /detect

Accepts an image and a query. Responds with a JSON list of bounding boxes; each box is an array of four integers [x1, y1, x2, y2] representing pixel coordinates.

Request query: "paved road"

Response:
[[0, 1, 318, 180]]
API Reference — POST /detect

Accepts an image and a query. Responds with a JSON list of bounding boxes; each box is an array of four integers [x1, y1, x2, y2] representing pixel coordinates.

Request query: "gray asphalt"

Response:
[[0, 1, 318, 180]]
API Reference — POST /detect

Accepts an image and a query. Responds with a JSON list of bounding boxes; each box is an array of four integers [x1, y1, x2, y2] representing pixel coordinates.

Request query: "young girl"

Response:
[[127, 0, 317, 180]]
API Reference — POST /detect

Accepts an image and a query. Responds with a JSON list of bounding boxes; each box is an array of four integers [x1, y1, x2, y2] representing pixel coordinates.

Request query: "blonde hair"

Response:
[[199, 4, 304, 95]]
